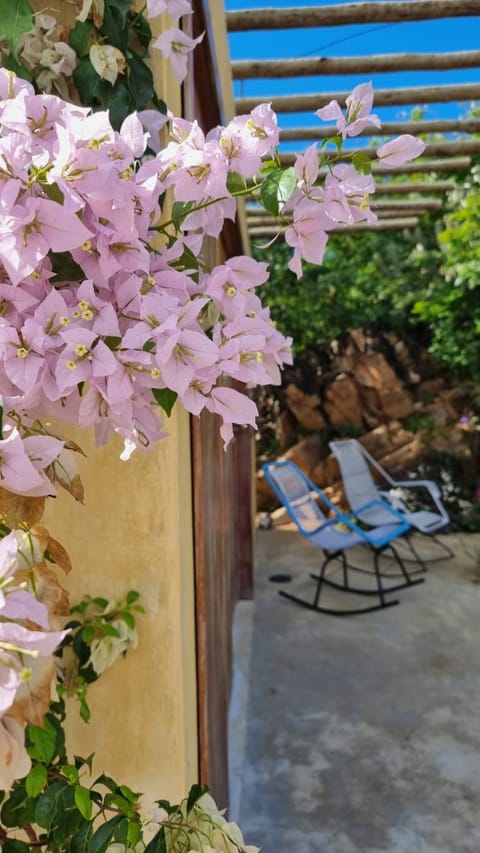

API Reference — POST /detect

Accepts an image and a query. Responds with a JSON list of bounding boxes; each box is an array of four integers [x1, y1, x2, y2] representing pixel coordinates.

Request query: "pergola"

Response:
[[225, 0, 480, 237]]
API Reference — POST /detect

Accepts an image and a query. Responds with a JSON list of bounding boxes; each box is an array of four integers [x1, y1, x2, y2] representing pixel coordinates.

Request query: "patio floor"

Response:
[[229, 529, 480, 853]]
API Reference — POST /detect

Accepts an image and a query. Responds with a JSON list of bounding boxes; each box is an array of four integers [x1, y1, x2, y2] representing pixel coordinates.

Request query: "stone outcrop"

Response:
[[256, 328, 478, 512]]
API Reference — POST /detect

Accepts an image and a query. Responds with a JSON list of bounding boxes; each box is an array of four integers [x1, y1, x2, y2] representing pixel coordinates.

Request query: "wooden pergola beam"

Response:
[[278, 155, 472, 173], [246, 199, 443, 220], [227, 1, 480, 31], [248, 217, 420, 236], [372, 181, 455, 195], [280, 118, 480, 141], [235, 83, 480, 114], [233, 50, 480, 79]]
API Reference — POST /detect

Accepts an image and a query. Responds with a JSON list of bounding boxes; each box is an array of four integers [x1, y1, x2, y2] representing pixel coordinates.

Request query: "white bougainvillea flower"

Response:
[[90, 44, 126, 86], [0, 717, 31, 792], [77, 0, 105, 28]]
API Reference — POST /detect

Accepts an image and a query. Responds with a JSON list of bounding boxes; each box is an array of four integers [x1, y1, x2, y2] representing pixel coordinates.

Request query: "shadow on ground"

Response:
[[229, 531, 480, 853]]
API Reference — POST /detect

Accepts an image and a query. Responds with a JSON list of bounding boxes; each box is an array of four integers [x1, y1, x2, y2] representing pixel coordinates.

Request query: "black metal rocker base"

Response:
[[276, 543, 425, 617], [279, 589, 399, 616], [310, 573, 425, 596]]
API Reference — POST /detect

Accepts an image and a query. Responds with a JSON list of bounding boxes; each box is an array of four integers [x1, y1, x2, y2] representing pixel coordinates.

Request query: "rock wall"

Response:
[[256, 329, 478, 513]]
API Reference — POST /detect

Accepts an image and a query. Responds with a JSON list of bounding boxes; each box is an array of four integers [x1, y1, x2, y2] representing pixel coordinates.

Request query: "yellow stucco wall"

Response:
[[32, 0, 198, 805]]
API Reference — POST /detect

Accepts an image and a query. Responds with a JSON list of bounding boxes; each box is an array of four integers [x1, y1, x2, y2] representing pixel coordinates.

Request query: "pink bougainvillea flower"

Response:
[[206, 386, 258, 449], [147, 0, 192, 19], [0, 197, 92, 286], [0, 428, 54, 496], [285, 198, 335, 277], [376, 134, 426, 167], [153, 28, 204, 82], [316, 81, 381, 139]]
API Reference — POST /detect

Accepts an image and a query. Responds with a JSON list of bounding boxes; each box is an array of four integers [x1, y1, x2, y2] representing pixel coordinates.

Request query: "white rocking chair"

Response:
[[329, 438, 452, 569]]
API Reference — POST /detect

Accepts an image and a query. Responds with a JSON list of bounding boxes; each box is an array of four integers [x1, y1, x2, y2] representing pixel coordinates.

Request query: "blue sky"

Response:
[[225, 0, 480, 143]]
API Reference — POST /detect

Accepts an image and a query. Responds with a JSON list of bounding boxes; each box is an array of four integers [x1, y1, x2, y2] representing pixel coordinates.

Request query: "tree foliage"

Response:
[[255, 169, 480, 382]]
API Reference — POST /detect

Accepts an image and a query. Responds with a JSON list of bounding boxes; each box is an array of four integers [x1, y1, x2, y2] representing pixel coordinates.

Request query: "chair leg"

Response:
[[385, 545, 426, 590], [280, 550, 400, 616]]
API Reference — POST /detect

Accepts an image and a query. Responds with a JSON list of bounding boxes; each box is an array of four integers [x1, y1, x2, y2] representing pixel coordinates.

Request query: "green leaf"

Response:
[[260, 167, 297, 217], [3, 841, 31, 853], [50, 251, 85, 283], [35, 780, 69, 830], [105, 0, 131, 29], [104, 792, 134, 816], [69, 19, 93, 57], [143, 339, 155, 352], [103, 80, 131, 129], [351, 151, 372, 174], [186, 783, 208, 814], [127, 53, 154, 110], [62, 763, 80, 783], [100, 623, 121, 637], [226, 171, 246, 195], [171, 201, 194, 231], [75, 785, 93, 821], [93, 773, 118, 792], [152, 388, 177, 417], [104, 336, 122, 351], [82, 623, 96, 644], [2, 53, 32, 80], [127, 819, 142, 846], [101, 0, 129, 51], [25, 762, 48, 797], [92, 596, 109, 609], [88, 814, 124, 853], [27, 717, 57, 763], [126, 590, 140, 604], [119, 610, 135, 629], [71, 821, 93, 853], [1, 787, 36, 828], [144, 827, 167, 853], [0, 0, 33, 56], [130, 12, 152, 48]]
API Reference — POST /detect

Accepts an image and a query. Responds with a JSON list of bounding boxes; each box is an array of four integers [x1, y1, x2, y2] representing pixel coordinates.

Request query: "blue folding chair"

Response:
[[263, 460, 424, 616]]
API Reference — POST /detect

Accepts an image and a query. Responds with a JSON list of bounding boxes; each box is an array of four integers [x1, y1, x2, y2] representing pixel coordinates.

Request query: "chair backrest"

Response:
[[262, 460, 328, 535], [329, 439, 379, 512]]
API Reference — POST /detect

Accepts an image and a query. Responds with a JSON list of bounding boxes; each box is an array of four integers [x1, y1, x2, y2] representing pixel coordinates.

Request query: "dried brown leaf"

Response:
[[46, 536, 73, 575], [0, 489, 45, 527]]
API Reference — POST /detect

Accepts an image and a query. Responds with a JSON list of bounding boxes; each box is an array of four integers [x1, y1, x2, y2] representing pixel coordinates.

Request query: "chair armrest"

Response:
[[391, 479, 442, 500], [353, 497, 406, 524]]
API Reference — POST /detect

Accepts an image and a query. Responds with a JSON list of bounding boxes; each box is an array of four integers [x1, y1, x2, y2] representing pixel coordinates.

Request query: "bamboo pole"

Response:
[[233, 50, 480, 79], [227, 1, 480, 31], [278, 154, 472, 173], [248, 217, 420, 236], [280, 118, 480, 140], [235, 83, 480, 114]]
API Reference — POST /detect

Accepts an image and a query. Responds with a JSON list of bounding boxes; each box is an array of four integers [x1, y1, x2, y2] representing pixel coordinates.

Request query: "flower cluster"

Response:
[[0, 530, 67, 790]]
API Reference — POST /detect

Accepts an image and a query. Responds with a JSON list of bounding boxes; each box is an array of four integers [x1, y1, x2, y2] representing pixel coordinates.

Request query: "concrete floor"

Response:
[[229, 530, 480, 853]]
